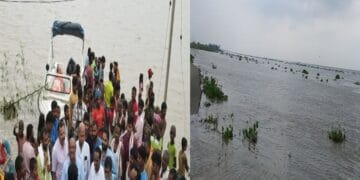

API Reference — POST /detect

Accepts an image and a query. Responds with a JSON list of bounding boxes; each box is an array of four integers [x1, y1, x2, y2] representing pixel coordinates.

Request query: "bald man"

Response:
[[76, 122, 91, 179], [61, 137, 84, 180]]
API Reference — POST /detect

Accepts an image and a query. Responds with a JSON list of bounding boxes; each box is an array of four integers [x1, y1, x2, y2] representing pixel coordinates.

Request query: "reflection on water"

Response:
[[191, 49, 360, 180]]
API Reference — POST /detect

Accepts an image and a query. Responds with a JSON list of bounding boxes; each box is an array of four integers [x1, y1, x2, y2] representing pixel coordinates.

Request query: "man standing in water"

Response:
[[51, 121, 68, 180], [76, 122, 91, 179]]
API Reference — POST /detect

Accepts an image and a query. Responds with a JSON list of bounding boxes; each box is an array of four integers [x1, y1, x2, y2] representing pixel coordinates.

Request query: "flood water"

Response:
[[191, 49, 360, 179], [0, 0, 190, 162]]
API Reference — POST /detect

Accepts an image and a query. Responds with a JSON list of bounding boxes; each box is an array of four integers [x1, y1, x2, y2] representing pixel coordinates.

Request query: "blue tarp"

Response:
[[52, 20, 84, 40]]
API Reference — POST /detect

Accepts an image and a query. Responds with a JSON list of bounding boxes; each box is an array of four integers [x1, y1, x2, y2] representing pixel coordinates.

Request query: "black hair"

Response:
[[122, 100, 128, 110], [132, 86, 137, 93], [30, 157, 37, 172], [104, 156, 112, 170], [139, 73, 143, 83], [109, 72, 114, 82], [127, 115, 134, 128], [138, 99, 144, 109], [68, 163, 78, 180], [94, 147, 102, 160], [51, 100, 58, 111], [76, 64, 80, 75], [102, 128, 109, 141], [152, 150, 162, 167], [26, 124, 34, 142], [46, 111, 54, 124], [181, 137, 187, 149], [138, 145, 147, 161], [77, 87, 83, 99], [15, 155, 23, 173], [161, 102, 167, 111], [169, 168, 178, 179], [58, 121, 65, 132], [83, 112, 90, 123], [87, 47, 91, 56], [64, 104, 69, 113], [110, 62, 113, 70], [114, 61, 118, 67], [130, 147, 138, 160], [37, 113, 45, 144]]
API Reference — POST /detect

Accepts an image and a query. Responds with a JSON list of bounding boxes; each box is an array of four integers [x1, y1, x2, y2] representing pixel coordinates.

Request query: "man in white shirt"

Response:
[[51, 121, 68, 180], [89, 147, 105, 180], [76, 122, 91, 179]]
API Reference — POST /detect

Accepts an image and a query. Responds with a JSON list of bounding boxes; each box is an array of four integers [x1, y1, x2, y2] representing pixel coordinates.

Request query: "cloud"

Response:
[[191, 0, 360, 70]]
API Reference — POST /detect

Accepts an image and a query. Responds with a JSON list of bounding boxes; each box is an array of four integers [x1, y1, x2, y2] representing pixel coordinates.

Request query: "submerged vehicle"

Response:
[[38, 20, 84, 117]]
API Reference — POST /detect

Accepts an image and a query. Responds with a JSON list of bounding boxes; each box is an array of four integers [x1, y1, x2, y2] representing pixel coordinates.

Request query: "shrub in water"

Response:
[[243, 121, 259, 143], [302, 69, 309, 75], [202, 76, 228, 103], [222, 125, 234, 142], [328, 126, 345, 143], [335, 74, 340, 80], [202, 114, 218, 130]]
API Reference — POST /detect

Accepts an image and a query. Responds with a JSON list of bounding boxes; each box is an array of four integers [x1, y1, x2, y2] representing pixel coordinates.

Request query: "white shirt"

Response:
[[72, 102, 87, 127], [110, 138, 122, 178], [135, 112, 144, 147], [51, 138, 68, 180], [88, 163, 105, 180], [76, 140, 91, 180]]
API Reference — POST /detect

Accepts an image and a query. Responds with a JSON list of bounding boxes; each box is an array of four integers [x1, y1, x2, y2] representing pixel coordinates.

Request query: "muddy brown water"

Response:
[[191, 49, 360, 180]]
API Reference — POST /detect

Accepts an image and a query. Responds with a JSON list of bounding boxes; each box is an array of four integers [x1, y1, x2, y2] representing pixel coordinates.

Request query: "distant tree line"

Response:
[[190, 41, 222, 52]]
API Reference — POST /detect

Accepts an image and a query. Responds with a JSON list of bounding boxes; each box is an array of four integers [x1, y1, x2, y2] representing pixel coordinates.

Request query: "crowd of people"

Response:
[[0, 47, 189, 180]]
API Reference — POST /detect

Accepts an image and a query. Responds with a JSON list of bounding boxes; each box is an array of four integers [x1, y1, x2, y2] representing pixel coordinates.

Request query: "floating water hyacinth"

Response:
[[243, 121, 259, 143], [328, 126, 346, 143]]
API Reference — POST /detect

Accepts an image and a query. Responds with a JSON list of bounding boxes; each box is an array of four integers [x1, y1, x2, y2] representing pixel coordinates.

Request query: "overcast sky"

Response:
[[191, 0, 360, 70]]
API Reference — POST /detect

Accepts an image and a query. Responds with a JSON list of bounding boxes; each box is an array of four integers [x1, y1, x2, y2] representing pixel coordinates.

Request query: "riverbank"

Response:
[[190, 62, 201, 114]]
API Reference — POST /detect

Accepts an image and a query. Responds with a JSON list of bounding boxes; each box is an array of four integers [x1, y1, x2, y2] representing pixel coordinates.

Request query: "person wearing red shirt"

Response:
[[92, 92, 106, 137]]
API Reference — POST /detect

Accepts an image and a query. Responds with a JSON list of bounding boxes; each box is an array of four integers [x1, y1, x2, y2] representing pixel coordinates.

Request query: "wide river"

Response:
[[191, 49, 360, 180]]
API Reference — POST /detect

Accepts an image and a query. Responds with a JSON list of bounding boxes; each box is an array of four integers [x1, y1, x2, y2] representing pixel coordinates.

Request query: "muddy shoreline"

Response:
[[190, 62, 201, 114]]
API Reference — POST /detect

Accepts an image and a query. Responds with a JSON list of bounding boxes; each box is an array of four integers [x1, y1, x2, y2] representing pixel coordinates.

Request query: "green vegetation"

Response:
[[335, 74, 341, 80], [191, 41, 221, 52], [302, 69, 309, 75], [317, 73, 320, 76], [202, 114, 218, 130], [243, 121, 259, 143], [354, 81, 360, 85], [290, 68, 293, 72], [190, 54, 194, 64], [328, 126, 346, 143], [203, 76, 228, 103], [222, 125, 234, 142]]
